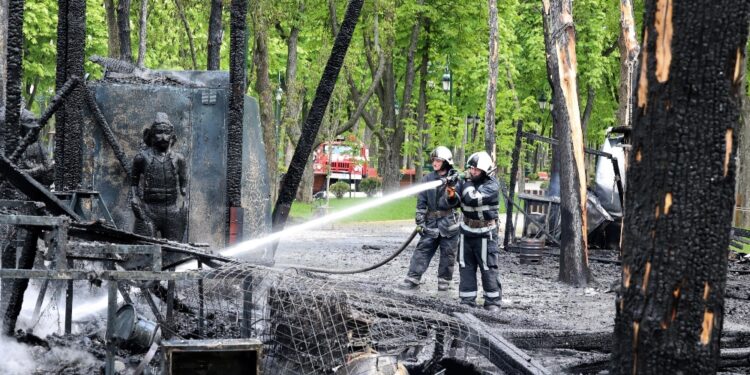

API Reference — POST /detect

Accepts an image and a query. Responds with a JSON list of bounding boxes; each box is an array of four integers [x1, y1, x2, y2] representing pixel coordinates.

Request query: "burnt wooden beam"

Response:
[[1, 230, 39, 335], [454, 312, 551, 375], [0, 156, 81, 219], [0, 269, 202, 281], [81, 83, 131, 179], [8, 77, 80, 164]]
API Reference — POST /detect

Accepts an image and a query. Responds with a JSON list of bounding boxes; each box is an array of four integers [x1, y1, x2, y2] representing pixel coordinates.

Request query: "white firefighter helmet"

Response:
[[430, 146, 453, 166], [466, 151, 494, 174]]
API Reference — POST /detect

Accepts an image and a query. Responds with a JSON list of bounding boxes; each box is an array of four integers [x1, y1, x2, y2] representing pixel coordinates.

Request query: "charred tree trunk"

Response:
[[252, 1, 277, 206], [54, 0, 68, 188], [272, 0, 363, 234], [295, 158, 314, 203], [0, 0, 8, 104], [174, 0, 197, 69], [3, 0, 23, 158], [206, 0, 223, 70], [117, 0, 132, 63], [485, 0, 499, 161], [104, 0, 119, 58], [136, 0, 147, 67], [542, 0, 591, 286], [57, 0, 86, 191], [226, 0, 248, 212], [612, 1, 750, 373]]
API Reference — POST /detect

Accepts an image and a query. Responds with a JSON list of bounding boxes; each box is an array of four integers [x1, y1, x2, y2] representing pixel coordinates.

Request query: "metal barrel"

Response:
[[131, 317, 161, 348], [518, 237, 545, 265], [112, 304, 161, 349]]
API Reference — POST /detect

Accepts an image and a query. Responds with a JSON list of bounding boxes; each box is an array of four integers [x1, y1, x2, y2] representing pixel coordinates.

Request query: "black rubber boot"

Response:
[[397, 279, 419, 290], [484, 304, 501, 313]]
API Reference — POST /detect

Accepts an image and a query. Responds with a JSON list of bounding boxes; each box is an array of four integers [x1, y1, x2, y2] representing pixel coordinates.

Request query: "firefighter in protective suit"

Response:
[[398, 146, 460, 291], [130, 112, 188, 242], [447, 151, 502, 312]]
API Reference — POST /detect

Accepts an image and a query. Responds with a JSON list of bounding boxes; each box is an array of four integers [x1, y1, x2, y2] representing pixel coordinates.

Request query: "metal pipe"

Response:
[[105, 281, 117, 375]]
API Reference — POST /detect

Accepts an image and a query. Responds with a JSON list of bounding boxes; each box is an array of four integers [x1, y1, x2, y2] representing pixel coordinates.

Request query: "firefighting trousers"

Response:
[[405, 233, 459, 286], [458, 233, 502, 306]]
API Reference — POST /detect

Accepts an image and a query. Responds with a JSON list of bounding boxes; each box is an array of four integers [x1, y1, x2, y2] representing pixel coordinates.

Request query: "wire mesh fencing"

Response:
[[158, 263, 499, 374]]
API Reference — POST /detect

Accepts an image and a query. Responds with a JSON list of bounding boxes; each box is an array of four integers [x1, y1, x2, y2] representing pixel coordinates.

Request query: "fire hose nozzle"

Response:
[[441, 169, 464, 187]]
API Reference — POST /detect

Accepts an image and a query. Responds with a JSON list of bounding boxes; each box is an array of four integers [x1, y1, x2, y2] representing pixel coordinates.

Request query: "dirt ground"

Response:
[[272, 219, 750, 374]]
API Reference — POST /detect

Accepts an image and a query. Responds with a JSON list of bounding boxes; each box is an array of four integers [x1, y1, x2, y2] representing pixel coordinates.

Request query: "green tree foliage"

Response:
[[22, 0, 107, 111], [19, 0, 726, 191]]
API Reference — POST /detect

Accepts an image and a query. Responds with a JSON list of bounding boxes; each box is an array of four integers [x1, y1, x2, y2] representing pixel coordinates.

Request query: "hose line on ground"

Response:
[[295, 227, 420, 274]]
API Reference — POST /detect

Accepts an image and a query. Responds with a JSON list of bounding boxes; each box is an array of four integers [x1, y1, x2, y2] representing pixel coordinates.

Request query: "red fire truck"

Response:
[[312, 140, 372, 193]]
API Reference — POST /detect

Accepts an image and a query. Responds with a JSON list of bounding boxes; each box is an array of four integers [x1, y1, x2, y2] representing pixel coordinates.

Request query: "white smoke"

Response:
[[0, 335, 35, 375]]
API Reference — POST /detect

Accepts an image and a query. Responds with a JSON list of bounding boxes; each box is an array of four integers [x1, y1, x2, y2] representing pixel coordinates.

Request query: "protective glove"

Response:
[[446, 186, 456, 199], [415, 213, 425, 226]]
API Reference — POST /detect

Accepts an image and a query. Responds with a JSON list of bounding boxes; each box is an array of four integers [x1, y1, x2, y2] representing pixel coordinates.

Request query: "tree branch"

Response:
[[335, 12, 385, 136], [174, 0, 197, 69]]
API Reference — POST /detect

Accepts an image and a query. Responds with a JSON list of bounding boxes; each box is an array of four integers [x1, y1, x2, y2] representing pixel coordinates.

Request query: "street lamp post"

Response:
[[441, 66, 452, 105], [441, 65, 455, 161]]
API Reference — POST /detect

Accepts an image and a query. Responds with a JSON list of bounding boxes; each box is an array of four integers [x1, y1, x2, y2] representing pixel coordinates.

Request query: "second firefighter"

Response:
[[398, 146, 460, 291]]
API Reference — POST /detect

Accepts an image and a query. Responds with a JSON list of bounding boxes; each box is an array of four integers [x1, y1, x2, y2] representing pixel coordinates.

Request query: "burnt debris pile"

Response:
[[168, 264, 549, 375]]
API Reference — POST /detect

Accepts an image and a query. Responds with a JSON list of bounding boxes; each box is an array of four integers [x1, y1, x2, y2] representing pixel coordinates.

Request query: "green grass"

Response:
[[731, 226, 750, 254], [290, 196, 417, 222], [733, 235, 750, 254], [288, 194, 518, 223]]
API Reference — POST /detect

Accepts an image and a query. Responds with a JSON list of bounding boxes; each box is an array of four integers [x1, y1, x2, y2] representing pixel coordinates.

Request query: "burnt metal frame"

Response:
[[0, 212, 206, 375], [502, 130, 625, 249], [161, 338, 263, 375], [1, 0, 261, 371], [55, 190, 117, 227], [520, 131, 625, 208]]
